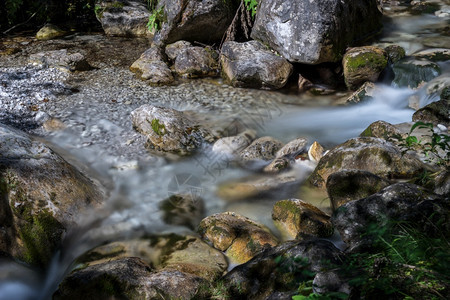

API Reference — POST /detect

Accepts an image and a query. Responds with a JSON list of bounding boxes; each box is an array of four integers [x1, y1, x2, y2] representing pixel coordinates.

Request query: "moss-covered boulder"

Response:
[[0, 125, 103, 266], [343, 46, 387, 90], [130, 46, 174, 85], [309, 137, 427, 188], [326, 170, 391, 211], [272, 199, 333, 241], [360, 120, 403, 140], [198, 212, 279, 264], [54, 257, 203, 299], [392, 58, 441, 88], [35, 24, 65, 40], [412, 99, 450, 126]]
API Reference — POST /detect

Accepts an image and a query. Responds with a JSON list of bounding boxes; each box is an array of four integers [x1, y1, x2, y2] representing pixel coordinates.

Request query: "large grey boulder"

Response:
[[0, 124, 103, 266], [95, 0, 151, 37], [153, 0, 236, 45], [220, 40, 293, 90], [251, 0, 382, 64]]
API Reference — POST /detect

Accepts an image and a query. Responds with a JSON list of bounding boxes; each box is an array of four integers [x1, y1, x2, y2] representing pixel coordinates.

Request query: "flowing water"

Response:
[[0, 2, 449, 299]]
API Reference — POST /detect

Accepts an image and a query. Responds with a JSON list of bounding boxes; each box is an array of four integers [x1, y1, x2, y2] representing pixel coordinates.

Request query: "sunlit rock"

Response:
[[272, 199, 333, 241], [220, 40, 293, 90], [308, 141, 325, 162], [198, 212, 279, 264], [36, 24, 65, 40]]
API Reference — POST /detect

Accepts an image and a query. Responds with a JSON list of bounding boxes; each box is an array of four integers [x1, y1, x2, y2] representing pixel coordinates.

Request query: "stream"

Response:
[[0, 1, 449, 299]]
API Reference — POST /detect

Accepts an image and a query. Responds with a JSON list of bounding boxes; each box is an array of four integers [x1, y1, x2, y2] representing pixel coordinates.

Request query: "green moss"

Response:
[[151, 118, 166, 136], [345, 52, 387, 73]]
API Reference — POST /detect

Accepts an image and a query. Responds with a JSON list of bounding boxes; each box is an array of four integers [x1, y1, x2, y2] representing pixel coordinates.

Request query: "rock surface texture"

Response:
[[130, 46, 174, 84], [251, 0, 382, 64]]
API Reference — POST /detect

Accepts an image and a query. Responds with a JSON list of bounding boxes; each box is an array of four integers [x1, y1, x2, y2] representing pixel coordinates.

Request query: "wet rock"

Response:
[[217, 170, 301, 202], [29, 49, 91, 72], [360, 120, 402, 140], [422, 36, 450, 49], [263, 157, 291, 173], [239, 136, 284, 161], [78, 234, 228, 281], [346, 81, 376, 104], [165, 40, 192, 62], [392, 58, 441, 88], [36, 24, 65, 40], [272, 199, 333, 241], [220, 40, 293, 90], [326, 170, 391, 211], [251, 0, 382, 64], [298, 74, 313, 92], [223, 239, 344, 298], [343, 46, 388, 90], [276, 137, 308, 158], [309, 137, 427, 188], [95, 0, 151, 37], [412, 100, 450, 126], [153, 0, 235, 45], [130, 46, 174, 84], [308, 141, 325, 162], [131, 105, 212, 155], [384, 44, 406, 63], [159, 194, 205, 230], [332, 183, 450, 252], [211, 130, 256, 156], [198, 212, 279, 264], [174, 46, 219, 78], [0, 125, 103, 266], [423, 75, 450, 100], [54, 257, 203, 299], [313, 270, 351, 296], [433, 170, 450, 197], [413, 48, 450, 62]]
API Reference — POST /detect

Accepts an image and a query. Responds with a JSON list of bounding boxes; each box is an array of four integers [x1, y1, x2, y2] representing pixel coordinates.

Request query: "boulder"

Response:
[[343, 46, 387, 90], [222, 239, 344, 298], [239, 136, 284, 161], [360, 120, 403, 140], [29, 49, 91, 72], [326, 170, 391, 211], [332, 183, 450, 252], [153, 0, 236, 45], [220, 40, 293, 90], [131, 105, 213, 155], [174, 46, 219, 78], [78, 234, 228, 281], [211, 130, 256, 156], [412, 48, 450, 62], [263, 157, 291, 173], [251, 0, 382, 64], [198, 212, 279, 264], [54, 257, 203, 299], [275, 137, 308, 158], [272, 199, 333, 241], [165, 40, 192, 62], [0, 125, 102, 266], [309, 137, 427, 188], [36, 24, 65, 40], [159, 194, 205, 230], [412, 100, 450, 127], [392, 58, 441, 88], [384, 44, 406, 63], [95, 0, 151, 37], [130, 46, 174, 84]]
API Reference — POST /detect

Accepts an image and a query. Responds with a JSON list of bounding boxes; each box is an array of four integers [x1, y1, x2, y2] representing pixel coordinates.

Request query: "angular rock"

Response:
[[130, 46, 174, 84], [36, 24, 65, 40], [332, 183, 450, 252], [384, 44, 406, 63], [239, 136, 283, 161], [343, 46, 387, 90], [165, 40, 192, 62], [392, 58, 441, 88], [313, 270, 351, 296], [29, 49, 91, 72], [153, 0, 236, 45], [251, 0, 382, 64], [131, 105, 213, 155], [0, 125, 102, 266], [159, 194, 205, 230], [263, 157, 290, 173], [309, 137, 427, 188], [174, 46, 219, 78], [326, 170, 391, 211], [198, 212, 279, 264], [308, 141, 325, 162], [275, 137, 308, 158], [412, 48, 450, 62], [272, 199, 333, 241], [54, 257, 203, 299], [220, 40, 293, 90], [412, 99, 450, 127], [360, 120, 403, 140], [211, 130, 256, 157], [95, 0, 151, 37], [223, 239, 344, 298], [346, 81, 376, 104]]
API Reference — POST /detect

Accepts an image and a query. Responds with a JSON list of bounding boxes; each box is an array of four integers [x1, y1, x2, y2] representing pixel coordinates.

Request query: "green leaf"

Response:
[[409, 121, 432, 134]]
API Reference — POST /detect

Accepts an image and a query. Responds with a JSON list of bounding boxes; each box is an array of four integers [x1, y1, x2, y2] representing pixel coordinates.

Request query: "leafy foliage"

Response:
[[243, 0, 258, 18], [147, 5, 164, 32]]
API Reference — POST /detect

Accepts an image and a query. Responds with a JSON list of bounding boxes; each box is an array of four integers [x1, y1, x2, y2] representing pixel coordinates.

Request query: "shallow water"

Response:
[[0, 2, 449, 299]]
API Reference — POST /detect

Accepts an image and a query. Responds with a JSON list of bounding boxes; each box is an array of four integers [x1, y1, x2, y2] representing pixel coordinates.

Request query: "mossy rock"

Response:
[[36, 24, 65, 40], [384, 44, 406, 63], [413, 48, 450, 62], [412, 99, 450, 126], [360, 120, 403, 140]]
